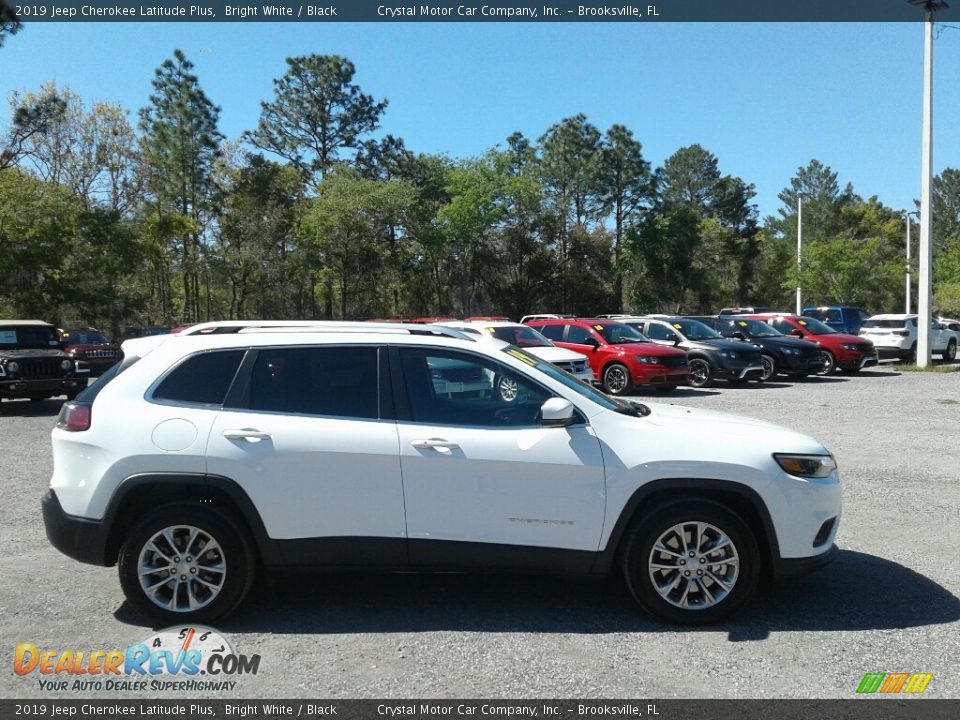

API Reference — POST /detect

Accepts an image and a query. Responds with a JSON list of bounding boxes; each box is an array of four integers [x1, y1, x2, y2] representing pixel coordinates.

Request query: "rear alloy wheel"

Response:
[[119, 505, 255, 624], [622, 500, 759, 625], [602, 363, 632, 396], [943, 340, 957, 362], [687, 358, 713, 388], [759, 354, 776, 382], [816, 350, 836, 376]]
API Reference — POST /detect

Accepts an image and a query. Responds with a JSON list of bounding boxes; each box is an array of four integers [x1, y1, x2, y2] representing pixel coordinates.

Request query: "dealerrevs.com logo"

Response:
[[14, 626, 260, 692]]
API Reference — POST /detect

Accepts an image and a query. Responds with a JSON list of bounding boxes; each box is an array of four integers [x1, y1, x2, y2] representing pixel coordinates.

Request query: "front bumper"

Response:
[[772, 543, 838, 579], [633, 365, 689, 387], [837, 350, 879, 370], [715, 362, 765, 381], [779, 353, 826, 375], [42, 490, 112, 566], [0, 377, 85, 400]]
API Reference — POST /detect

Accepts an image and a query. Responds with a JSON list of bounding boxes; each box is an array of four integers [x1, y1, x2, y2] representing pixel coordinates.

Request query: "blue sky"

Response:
[[3, 21, 960, 219]]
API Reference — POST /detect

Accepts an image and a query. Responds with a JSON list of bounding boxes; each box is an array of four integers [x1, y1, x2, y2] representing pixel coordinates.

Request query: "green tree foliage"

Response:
[[0, 0, 21, 48], [216, 153, 305, 319], [303, 168, 415, 319], [0, 169, 142, 329], [248, 55, 387, 184], [630, 145, 759, 312], [1, 89, 66, 170], [139, 49, 223, 323]]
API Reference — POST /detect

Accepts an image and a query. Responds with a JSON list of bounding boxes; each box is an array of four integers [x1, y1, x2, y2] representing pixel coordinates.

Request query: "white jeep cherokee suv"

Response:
[[43, 322, 841, 625]]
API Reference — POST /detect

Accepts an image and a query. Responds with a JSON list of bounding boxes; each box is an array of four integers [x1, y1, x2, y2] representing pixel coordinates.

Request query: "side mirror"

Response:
[[791, 329, 804, 338], [732, 332, 747, 341], [582, 337, 601, 349], [540, 397, 576, 427]]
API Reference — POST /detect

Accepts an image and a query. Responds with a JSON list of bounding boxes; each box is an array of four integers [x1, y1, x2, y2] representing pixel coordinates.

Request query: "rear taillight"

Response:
[[894, 329, 910, 336], [57, 402, 91, 431]]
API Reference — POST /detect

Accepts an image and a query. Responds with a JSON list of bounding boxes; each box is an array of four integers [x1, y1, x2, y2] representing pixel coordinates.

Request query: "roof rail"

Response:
[[178, 320, 477, 342]]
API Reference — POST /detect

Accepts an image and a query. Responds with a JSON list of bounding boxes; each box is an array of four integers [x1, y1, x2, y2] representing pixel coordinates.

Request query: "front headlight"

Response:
[[721, 351, 737, 360], [634, 355, 659, 365], [786, 348, 801, 356], [774, 453, 837, 478], [6, 361, 19, 374], [60, 359, 73, 371], [841, 343, 859, 350]]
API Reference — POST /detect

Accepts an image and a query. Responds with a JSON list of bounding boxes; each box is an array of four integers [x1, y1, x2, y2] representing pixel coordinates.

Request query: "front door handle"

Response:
[[411, 438, 460, 453], [222, 428, 272, 442]]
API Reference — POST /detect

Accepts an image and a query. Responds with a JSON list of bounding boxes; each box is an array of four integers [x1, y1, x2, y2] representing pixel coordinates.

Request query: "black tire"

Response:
[[655, 384, 678, 394], [903, 343, 917, 363], [943, 340, 957, 362], [759, 354, 776, 381], [602, 363, 633, 395], [687, 358, 713, 388], [816, 350, 836, 376], [118, 504, 256, 624], [622, 499, 760, 625]]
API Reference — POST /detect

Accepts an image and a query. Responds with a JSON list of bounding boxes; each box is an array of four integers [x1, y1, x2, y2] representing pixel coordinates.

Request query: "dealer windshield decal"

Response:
[[13, 626, 260, 693]]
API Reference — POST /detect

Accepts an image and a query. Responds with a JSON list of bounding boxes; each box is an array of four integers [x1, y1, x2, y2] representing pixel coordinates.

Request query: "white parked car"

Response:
[[859, 313, 958, 362], [437, 321, 594, 384], [43, 321, 841, 625]]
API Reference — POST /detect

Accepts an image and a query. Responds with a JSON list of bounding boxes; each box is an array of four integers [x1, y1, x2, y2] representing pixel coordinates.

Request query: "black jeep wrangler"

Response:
[[0, 320, 88, 402]]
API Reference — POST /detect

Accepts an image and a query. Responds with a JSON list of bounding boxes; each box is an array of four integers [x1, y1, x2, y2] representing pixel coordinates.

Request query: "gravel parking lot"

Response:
[[1, 365, 958, 699]]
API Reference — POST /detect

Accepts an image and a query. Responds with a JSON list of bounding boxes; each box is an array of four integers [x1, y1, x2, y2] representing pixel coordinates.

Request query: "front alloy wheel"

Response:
[[119, 505, 255, 623], [943, 340, 957, 362], [817, 350, 836, 376], [602, 363, 632, 395], [687, 358, 713, 388], [623, 499, 759, 624], [760, 354, 776, 382]]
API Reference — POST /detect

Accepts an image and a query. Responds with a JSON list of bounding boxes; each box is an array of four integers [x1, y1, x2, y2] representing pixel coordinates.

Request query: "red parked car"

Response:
[[525, 318, 689, 395], [746, 314, 878, 375], [60, 327, 122, 377]]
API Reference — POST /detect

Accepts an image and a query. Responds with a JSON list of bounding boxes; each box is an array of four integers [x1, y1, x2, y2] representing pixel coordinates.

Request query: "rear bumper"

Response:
[[42, 489, 112, 566]]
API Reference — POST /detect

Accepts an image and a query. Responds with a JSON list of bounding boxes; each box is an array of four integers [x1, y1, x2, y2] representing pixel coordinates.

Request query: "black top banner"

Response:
[[9, 0, 960, 23]]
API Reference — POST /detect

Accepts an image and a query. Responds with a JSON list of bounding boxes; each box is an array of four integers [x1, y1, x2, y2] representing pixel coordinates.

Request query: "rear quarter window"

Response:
[[153, 350, 246, 406]]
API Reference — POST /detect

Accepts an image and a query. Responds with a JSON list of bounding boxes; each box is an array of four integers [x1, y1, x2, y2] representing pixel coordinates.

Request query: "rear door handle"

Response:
[[411, 438, 460, 453], [222, 428, 272, 442]]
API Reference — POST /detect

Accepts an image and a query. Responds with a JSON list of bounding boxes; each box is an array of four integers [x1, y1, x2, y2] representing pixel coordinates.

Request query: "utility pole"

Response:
[[796, 196, 803, 316], [909, 0, 947, 366]]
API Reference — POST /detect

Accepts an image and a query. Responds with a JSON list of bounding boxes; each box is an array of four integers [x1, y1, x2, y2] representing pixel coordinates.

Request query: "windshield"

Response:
[[0, 326, 62, 349], [726, 318, 781, 337], [66, 331, 109, 344], [670, 319, 722, 341], [795, 317, 836, 335], [487, 325, 552, 348], [499, 346, 645, 415], [597, 323, 648, 344]]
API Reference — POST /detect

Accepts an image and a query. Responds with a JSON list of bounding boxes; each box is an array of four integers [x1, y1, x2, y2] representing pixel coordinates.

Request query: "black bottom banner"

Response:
[[1, 700, 959, 720]]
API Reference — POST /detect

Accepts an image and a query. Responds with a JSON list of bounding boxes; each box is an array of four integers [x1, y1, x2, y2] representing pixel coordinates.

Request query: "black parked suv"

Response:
[[0, 320, 88, 402], [620, 316, 766, 388], [688, 316, 826, 381]]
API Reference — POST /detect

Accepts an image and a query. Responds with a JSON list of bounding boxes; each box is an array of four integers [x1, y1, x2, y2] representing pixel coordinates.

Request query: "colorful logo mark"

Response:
[[856, 673, 933, 694]]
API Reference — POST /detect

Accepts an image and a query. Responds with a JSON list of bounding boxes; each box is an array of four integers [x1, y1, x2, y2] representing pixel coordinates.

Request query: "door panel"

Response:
[[206, 346, 405, 549], [394, 347, 606, 562]]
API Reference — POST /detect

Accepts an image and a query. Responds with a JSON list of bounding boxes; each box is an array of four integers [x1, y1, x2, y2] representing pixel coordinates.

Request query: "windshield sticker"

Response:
[[485, 327, 496, 333], [798, 319, 808, 326], [594, 325, 604, 331], [673, 323, 682, 329], [738, 321, 747, 327], [505, 348, 536, 366]]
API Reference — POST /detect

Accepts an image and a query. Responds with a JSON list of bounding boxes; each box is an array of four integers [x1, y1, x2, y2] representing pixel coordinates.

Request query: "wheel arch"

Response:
[[102, 473, 269, 567], [592, 478, 780, 582]]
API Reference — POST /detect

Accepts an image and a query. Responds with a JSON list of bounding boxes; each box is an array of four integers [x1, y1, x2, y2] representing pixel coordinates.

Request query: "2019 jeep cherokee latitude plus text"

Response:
[[42, 321, 841, 625]]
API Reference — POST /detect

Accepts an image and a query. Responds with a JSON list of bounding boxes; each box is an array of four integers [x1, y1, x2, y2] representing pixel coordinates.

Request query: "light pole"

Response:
[[796, 195, 803, 315], [909, 0, 947, 366]]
